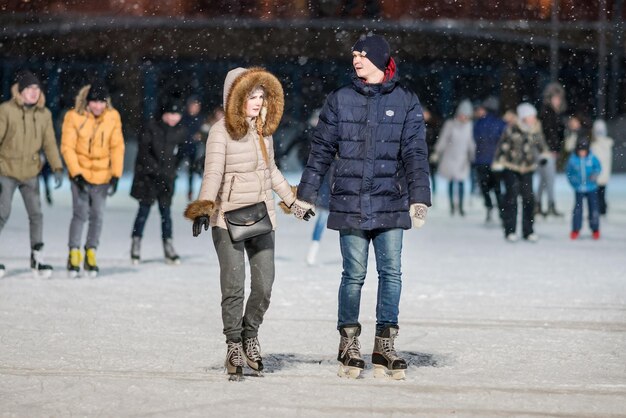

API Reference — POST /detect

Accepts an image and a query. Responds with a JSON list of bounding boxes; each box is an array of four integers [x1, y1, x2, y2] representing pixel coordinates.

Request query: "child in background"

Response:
[[590, 120, 614, 216], [565, 137, 602, 240]]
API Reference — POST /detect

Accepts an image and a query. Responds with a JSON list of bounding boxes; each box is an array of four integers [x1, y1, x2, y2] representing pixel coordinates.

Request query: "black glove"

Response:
[[539, 157, 548, 166], [53, 171, 63, 189], [72, 174, 88, 192], [107, 176, 119, 196], [192, 215, 210, 237]]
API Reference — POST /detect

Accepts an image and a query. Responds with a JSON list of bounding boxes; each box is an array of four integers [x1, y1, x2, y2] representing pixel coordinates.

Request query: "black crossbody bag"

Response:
[[223, 202, 272, 242]]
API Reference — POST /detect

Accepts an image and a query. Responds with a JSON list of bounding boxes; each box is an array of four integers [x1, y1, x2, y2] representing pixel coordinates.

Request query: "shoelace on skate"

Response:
[[226, 341, 245, 366], [341, 336, 362, 359], [244, 337, 262, 361], [380, 336, 400, 360]]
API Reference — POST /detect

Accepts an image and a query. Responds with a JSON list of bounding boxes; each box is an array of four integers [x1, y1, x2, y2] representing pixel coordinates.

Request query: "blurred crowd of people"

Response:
[[421, 82, 614, 243]]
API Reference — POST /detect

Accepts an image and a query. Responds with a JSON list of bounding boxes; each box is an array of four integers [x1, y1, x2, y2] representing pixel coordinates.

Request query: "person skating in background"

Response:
[[293, 34, 431, 380], [590, 120, 613, 216], [61, 80, 125, 278], [0, 70, 64, 278], [473, 96, 506, 223], [184, 67, 296, 381], [433, 99, 475, 216], [178, 95, 205, 201], [492, 103, 550, 243], [423, 107, 441, 196], [537, 82, 566, 217], [566, 136, 602, 240], [130, 98, 187, 265]]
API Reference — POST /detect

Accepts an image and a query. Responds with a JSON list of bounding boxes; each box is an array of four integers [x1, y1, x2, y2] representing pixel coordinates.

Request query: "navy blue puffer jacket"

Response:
[[298, 67, 431, 231]]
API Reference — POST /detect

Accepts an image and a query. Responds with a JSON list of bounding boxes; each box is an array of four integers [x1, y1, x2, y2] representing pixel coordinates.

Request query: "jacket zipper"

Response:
[[227, 176, 235, 201]]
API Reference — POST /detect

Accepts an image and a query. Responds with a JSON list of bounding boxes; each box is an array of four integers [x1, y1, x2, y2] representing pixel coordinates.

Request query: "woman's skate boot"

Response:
[[131, 236, 141, 265], [372, 325, 407, 380], [163, 238, 180, 265], [337, 324, 365, 378], [225, 339, 245, 381], [243, 336, 264, 375]]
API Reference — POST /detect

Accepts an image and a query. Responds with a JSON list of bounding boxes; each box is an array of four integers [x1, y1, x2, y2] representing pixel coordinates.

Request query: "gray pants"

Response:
[[0, 175, 43, 247], [69, 182, 109, 249], [211, 226, 275, 342], [536, 153, 556, 206]]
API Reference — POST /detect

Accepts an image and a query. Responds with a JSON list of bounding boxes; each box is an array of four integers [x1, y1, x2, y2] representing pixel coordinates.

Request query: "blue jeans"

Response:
[[338, 228, 403, 334], [312, 208, 329, 242], [572, 191, 599, 232], [132, 201, 173, 239]]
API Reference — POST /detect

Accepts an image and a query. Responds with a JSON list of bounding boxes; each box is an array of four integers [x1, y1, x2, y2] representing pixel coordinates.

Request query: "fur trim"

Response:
[[224, 67, 284, 140], [184, 200, 215, 221], [74, 85, 114, 115], [11, 83, 46, 108], [278, 185, 297, 214]]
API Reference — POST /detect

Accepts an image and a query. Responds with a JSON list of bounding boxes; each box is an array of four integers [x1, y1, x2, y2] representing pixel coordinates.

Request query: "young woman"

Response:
[[184, 67, 295, 380]]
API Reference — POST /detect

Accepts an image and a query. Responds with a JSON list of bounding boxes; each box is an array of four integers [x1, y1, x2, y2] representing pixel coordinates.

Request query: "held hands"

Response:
[[53, 171, 63, 189], [410, 203, 428, 229], [292, 199, 315, 221], [72, 174, 88, 192], [107, 176, 119, 196], [192, 215, 210, 237]]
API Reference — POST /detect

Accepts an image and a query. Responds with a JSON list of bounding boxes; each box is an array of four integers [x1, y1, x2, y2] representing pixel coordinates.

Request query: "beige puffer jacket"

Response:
[[184, 67, 295, 230]]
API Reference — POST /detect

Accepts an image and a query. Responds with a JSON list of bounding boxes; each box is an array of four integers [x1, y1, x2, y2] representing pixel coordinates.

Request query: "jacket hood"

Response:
[[11, 83, 46, 109], [223, 67, 284, 140], [74, 84, 114, 115]]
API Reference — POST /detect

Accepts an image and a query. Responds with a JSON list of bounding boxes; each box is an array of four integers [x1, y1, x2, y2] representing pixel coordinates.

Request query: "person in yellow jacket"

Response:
[[0, 70, 64, 278], [61, 80, 125, 278]]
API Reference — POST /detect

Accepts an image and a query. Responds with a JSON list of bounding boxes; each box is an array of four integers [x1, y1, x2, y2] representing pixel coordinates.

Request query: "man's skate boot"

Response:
[[225, 339, 245, 381], [243, 336, 264, 375], [337, 324, 365, 378], [163, 238, 180, 265], [31, 243, 53, 278], [67, 248, 82, 278], [84, 247, 99, 278], [131, 236, 141, 265], [0, 263, 5, 278], [372, 325, 407, 380]]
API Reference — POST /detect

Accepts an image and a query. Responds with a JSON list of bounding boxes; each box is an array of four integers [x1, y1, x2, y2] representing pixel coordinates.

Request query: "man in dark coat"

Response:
[[130, 98, 187, 264], [292, 34, 431, 380]]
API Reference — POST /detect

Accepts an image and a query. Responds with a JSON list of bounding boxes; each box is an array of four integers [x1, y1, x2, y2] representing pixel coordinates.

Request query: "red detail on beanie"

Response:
[[383, 57, 396, 82]]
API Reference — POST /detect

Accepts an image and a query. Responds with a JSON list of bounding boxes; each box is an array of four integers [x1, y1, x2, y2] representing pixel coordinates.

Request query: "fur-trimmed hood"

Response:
[[74, 84, 114, 115], [223, 67, 284, 140], [11, 83, 46, 109]]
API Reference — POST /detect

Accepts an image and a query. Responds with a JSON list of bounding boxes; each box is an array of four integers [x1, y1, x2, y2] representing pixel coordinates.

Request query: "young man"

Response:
[[130, 98, 187, 264], [293, 34, 431, 379], [0, 70, 63, 278], [61, 80, 125, 278]]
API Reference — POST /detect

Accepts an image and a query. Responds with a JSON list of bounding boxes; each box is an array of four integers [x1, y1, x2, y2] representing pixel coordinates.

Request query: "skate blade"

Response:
[[32, 269, 52, 279], [131, 259, 140, 265], [85, 271, 98, 278], [228, 373, 244, 382], [0, 270, 5, 278], [337, 364, 362, 379], [373, 365, 406, 380], [68, 270, 80, 279], [165, 258, 181, 265]]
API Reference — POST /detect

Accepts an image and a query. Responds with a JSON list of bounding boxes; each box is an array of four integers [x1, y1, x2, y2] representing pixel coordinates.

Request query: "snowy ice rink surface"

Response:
[[1, 172, 625, 417]]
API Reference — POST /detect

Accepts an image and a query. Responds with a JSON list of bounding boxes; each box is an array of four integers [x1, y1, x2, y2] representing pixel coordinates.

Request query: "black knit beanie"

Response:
[[86, 80, 110, 102], [17, 70, 41, 92], [351, 34, 391, 72]]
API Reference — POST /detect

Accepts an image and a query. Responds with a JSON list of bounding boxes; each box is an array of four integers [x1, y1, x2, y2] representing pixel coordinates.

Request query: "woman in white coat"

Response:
[[590, 119, 613, 215], [434, 100, 476, 215], [184, 67, 296, 380]]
